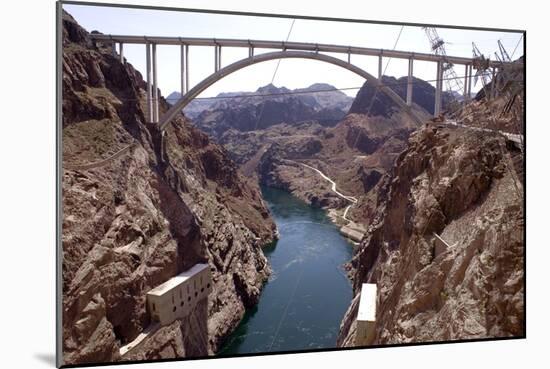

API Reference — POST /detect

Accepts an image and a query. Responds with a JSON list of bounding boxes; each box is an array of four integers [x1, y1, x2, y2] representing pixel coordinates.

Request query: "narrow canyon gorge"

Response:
[[60, 9, 524, 366]]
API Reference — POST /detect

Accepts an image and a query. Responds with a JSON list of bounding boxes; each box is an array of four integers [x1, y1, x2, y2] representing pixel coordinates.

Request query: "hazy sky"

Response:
[[64, 3, 524, 98]]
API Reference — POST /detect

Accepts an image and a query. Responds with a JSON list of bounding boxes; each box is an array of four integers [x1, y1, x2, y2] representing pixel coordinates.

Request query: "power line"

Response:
[[253, 18, 296, 131], [510, 34, 524, 59], [350, 25, 404, 151], [171, 74, 523, 102], [104, 72, 522, 104]]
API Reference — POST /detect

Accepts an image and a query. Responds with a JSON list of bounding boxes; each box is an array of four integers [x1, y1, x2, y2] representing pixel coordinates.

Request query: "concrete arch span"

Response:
[[159, 50, 425, 131]]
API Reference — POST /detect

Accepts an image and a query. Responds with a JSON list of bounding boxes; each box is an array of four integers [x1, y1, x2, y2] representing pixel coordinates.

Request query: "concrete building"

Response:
[[146, 263, 212, 326], [340, 222, 366, 243], [355, 283, 377, 346]]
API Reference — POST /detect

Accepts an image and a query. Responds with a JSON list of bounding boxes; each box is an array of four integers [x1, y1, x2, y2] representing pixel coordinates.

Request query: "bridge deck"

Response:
[[90, 34, 520, 67]]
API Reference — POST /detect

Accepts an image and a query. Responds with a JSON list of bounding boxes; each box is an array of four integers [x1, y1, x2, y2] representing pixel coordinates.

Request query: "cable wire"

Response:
[[253, 19, 296, 131], [350, 25, 405, 151], [510, 34, 524, 59]]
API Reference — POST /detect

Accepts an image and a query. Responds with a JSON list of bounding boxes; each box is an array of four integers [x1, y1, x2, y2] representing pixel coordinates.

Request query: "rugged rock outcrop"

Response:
[[348, 75, 456, 116], [61, 11, 276, 365], [251, 106, 419, 224], [337, 118, 524, 346]]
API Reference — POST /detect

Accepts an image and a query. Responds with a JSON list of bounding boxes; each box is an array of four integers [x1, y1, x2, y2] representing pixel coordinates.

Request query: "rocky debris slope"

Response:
[[456, 89, 524, 135], [337, 117, 524, 346], [61, 11, 276, 365]]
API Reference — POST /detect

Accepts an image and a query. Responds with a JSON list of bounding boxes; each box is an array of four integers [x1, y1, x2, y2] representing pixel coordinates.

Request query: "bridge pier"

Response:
[[489, 67, 496, 99], [214, 45, 221, 72], [467, 64, 472, 99], [406, 58, 413, 106], [492, 67, 499, 98], [145, 42, 153, 123], [378, 54, 383, 79], [434, 60, 443, 116], [248, 46, 254, 58], [152, 43, 159, 123], [119, 42, 124, 63], [180, 44, 188, 94], [464, 64, 470, 100]]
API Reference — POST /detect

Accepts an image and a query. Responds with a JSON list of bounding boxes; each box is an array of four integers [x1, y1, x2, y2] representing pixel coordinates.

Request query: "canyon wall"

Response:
[[61, 11, 276, 365], [337, 115, 524, 345]]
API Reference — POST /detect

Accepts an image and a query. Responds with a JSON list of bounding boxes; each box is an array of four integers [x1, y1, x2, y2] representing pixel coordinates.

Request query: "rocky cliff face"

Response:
[[337, 116, 524, 346], [61, 11, 276, 365], [349, 76, 456, 116]]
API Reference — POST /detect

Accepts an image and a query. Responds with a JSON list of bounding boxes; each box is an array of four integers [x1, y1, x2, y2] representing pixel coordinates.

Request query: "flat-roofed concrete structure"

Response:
[[340, 226, 364, 243], [340, 221, 366, 243], [355, 283, 377, 346], [146, 263, 212, 326]]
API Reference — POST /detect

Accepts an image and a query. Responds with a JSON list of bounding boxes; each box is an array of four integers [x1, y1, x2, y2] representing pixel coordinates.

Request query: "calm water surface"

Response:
[[219, 186, 354, 355]]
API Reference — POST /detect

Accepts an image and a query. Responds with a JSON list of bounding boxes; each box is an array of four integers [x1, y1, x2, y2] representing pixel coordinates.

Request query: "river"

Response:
[[219, 186, 354, 355]]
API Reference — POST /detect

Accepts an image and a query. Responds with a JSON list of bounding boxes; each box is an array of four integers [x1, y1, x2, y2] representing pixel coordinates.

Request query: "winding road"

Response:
[[296, 162, 358, 221]]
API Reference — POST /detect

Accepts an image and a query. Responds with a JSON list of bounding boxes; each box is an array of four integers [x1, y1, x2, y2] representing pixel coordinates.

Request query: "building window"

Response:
[[181, 301, 184, 307], [152, 303, 156, 312], [188, 296, 191, 302], [173, 306, 176, 312], [201, 287, 204, 293], [207, 283, 211, 289]]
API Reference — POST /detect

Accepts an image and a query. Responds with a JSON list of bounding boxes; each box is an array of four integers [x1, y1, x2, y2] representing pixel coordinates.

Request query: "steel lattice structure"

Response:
[[423, 27, 465, 96]]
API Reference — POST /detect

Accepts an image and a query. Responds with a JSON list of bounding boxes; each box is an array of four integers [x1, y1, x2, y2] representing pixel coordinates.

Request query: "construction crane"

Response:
[[473, 40, 518, 100], [423, 27, 464, 97], [472, 42, 493, 98]]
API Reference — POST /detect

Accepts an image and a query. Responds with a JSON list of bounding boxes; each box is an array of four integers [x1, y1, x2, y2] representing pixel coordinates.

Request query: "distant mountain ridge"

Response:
[[169, 83, 354, 138], [167, 82, 354, 120]]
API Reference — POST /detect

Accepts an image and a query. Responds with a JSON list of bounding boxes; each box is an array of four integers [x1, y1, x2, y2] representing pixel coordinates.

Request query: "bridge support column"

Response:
[[119, 42, 124, 63], [434, 61, 443, 116], [378, 54, 383, 79], [214, 45, 221, 72], [406, 58, 413, 106], [490, 67, 497, 99], [145, 42, 153, 123], [464, 64, 469, 100], [493, 67, 499, 98], [467, 64, 472, 98], [180, 44, 188, 95], [152, 43, 159, 123], [248, 46, 254, 58]]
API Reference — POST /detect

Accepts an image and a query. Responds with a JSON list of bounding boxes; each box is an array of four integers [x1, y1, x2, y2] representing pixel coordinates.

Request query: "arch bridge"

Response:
[[90, 34, 521, 130]]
